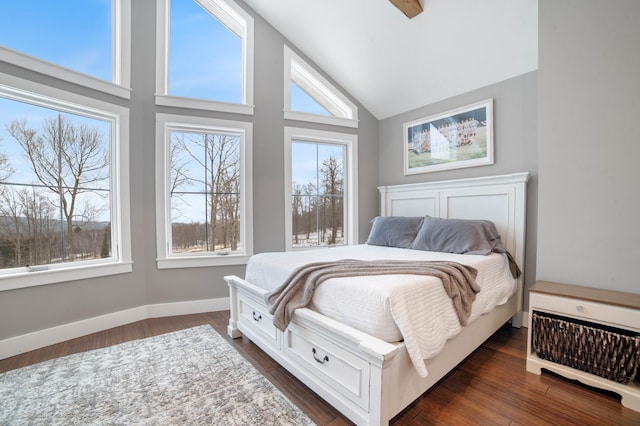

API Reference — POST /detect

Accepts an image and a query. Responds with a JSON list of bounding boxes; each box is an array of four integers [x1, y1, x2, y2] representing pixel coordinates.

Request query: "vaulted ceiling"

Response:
[[243, 0, 538, 119]]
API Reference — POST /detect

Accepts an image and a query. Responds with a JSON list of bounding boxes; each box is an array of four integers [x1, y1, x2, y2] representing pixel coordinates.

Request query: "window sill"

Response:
[[286, 244, 349, 252], [0, 261, 134, 292], [155, 95, 254, 116], [284, 110, 359, 128], [0, 47, 132, 100], [156, 254, 250, 269]]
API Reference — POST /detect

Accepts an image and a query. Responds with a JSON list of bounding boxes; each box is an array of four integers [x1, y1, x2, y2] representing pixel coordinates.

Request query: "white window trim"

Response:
[[284, 46, 358, 129], [0, 73, 132, 292], [155, 113, 253, 268], [284, 126, 358, 251], [0, 0, 132, 100], [155, 0, 254, 115]]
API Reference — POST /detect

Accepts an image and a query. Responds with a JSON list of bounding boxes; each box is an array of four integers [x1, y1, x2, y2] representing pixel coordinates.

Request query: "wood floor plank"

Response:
[[2, 314, 640, 425]]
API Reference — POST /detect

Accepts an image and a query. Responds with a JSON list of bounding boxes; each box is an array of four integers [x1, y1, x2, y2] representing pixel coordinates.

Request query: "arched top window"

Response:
[[156, 0, 254, 115]]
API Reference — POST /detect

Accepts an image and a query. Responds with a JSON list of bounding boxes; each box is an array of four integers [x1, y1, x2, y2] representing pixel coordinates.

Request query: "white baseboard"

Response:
[[146, 298, 229, 318], [0, 297, 229, 360]]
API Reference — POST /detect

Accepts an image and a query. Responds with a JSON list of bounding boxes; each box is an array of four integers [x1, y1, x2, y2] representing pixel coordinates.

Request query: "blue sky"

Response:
[[169, 0, 242, 103], [0, 0, 112, 81]]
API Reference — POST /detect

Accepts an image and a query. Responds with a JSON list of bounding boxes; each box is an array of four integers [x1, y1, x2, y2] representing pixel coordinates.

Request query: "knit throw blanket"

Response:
[[266, 260, 480, 332]]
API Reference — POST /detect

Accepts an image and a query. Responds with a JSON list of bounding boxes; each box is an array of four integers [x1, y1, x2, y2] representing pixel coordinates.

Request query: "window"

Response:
[[0, 73, 132, 291], [0, 0, 131, 99], [284, 46, 358, 128], [156, 0, 254, 114], [284, 127, 358, 250], [156, 114, 252, 268]]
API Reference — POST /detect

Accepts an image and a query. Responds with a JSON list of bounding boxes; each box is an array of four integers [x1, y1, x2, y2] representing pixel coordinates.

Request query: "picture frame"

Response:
[[403, 98, 494, 175]]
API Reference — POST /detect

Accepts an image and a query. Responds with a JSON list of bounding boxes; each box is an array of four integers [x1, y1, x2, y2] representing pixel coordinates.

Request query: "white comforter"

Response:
[[244, 244, 516, 377]]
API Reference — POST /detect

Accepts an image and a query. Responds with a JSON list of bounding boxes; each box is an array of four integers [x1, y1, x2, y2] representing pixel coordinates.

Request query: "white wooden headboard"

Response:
[[378, 172, 530, 322]]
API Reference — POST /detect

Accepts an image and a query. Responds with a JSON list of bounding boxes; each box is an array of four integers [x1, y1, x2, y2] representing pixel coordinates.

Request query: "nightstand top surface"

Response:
[[530, 281, 640, 310]]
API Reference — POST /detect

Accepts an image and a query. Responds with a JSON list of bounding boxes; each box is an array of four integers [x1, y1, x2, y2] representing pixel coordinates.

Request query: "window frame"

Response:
[[0, 73, 132, 292], [284, 46, 358, 128], [155, 0, 254, 115], [0, 0, 132, 100], [284, 126, 358, 251], [155, 113, 253, 268]]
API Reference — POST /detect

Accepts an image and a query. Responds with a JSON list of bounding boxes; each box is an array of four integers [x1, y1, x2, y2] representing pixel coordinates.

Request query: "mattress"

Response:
[[244, 244, 517, 376]]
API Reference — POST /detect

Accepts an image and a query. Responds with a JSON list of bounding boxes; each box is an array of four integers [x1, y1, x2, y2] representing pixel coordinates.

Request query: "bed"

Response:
[[225, 172, 529, 426]]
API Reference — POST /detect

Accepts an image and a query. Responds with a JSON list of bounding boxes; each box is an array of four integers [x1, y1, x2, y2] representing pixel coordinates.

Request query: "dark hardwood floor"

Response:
[[1, 312, 639, 425]]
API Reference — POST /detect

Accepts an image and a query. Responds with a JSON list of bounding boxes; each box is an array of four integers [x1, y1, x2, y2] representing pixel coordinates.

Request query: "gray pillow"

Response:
[[365, 216, 424, 248], [411, 217, 505, 255]]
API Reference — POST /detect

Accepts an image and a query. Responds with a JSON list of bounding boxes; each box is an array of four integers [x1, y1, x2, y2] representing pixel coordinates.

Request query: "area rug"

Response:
[[0, 325, 315, 425]]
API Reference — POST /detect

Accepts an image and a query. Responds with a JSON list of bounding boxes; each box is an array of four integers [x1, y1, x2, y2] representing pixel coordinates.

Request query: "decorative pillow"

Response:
[[365, 216, 424, 248], [411, 216, 505, 255]]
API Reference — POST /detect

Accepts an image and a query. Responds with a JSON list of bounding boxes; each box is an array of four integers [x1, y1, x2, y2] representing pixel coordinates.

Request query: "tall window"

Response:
[[285, 127, 358, 250], [0, 0, 131, 98], [156, 0, 254, 114], [156, 114, 252, 268], [0, 75, 131, 290], [284, 46, 358, 128]]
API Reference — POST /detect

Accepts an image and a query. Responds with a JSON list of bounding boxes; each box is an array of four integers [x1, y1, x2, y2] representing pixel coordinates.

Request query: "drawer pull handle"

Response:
[[252, 311, 262, 322], [576, 305, 584, 312], [312, 348, 329, 364]]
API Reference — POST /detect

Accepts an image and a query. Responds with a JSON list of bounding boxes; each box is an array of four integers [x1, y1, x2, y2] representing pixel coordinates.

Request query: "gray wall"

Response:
[[0, 0, 379, 340], [378, 72, 539, 309], [537, 0, 640, 293]]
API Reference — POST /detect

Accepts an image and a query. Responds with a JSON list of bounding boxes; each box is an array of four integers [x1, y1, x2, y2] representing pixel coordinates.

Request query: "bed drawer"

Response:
[[237, 293, 279, 348], [284, 323, 370, 411]]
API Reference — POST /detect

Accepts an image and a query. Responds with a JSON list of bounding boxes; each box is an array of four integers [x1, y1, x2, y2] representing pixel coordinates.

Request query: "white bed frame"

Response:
[[226, 172, 529, 425]]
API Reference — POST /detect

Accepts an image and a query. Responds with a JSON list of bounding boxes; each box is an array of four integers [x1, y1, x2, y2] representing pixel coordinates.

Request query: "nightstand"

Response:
[[526, 281, 640, 412]]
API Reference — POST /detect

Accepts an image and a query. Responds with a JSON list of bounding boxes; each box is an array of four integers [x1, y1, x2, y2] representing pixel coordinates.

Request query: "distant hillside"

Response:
[[0, 216, 110, 233]]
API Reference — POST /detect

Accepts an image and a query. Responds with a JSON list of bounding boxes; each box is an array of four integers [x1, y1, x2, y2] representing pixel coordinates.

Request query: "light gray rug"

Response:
[[0, 325, 315, 425]]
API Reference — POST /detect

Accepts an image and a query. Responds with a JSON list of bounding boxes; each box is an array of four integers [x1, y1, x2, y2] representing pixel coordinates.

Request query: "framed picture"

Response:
[[403, 98, 494, 175]]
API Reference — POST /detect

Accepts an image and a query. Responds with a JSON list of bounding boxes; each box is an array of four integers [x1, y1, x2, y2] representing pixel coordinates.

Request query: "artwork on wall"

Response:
[[403, 98, 494, 175]]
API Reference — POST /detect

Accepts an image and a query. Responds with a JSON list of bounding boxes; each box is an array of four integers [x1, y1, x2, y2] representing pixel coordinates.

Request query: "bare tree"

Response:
[[0, 136, 14, 183], [100, 224, 111, 258], [0, 187, 61, 268], [169, 138, 191, 198], [218, 160, 240, 250], [303, 182, 316, 241], [321, 155, 343, 245], [7, 114, 109, 260], [166, 133, 193, 228], [0, 188, 24, 266], [0, 156, 11, 183], [17, 188, 56, 265], [292, 181, 303, 245]]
